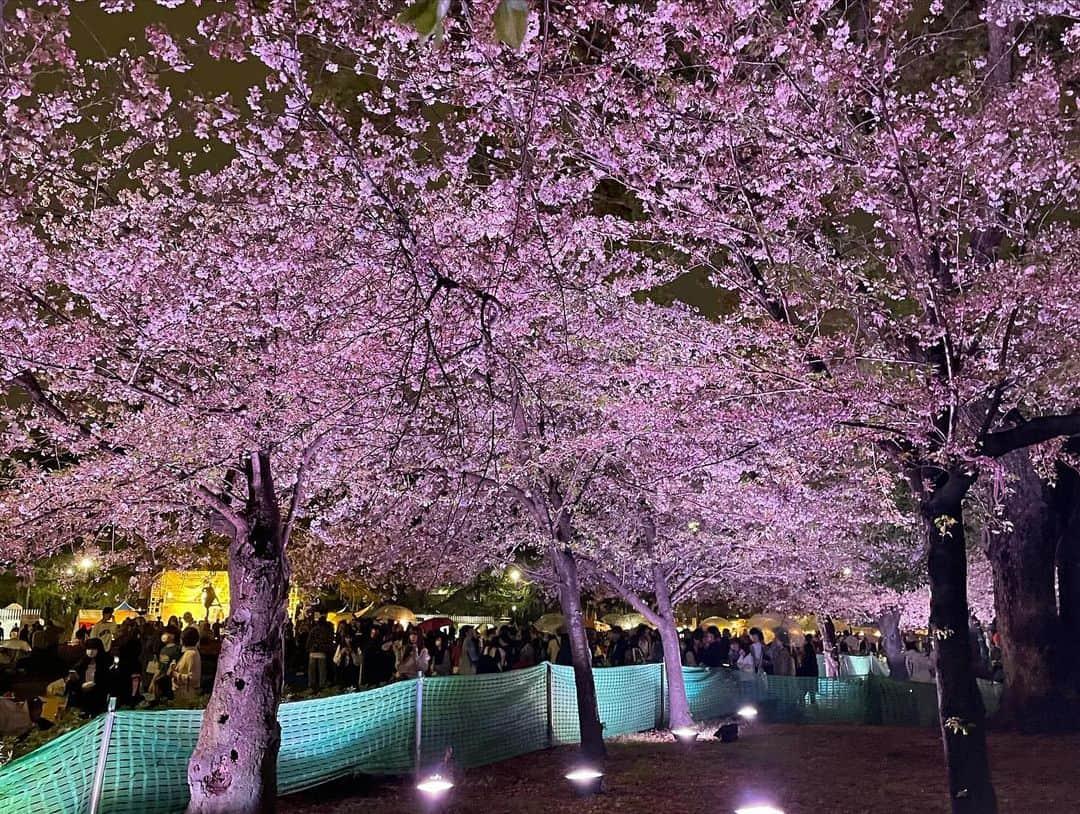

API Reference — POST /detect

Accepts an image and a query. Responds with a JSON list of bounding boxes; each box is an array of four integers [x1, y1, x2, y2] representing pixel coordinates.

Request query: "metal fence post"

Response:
[[87, 696, 117, 814], [658, 662, 665, 728], [414, 671, 424, 772], [545, 662, 554, 747]]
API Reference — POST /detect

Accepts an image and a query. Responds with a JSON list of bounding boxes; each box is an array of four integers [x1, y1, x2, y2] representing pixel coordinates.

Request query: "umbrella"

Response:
[[370, 604, 418, 625], [533, 613, 565, 634], [747, 613, 806, 645], [600, 612, 655, 630], [700, 616, 733, 632], [534, 613, 602, 633], [419, 616, 453, 633]]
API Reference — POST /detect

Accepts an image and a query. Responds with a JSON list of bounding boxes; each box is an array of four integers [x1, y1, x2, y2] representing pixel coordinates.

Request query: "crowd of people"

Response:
[[279, 613, 897, 690], [2, 605, 1002, 723], [2, 607, 214, 717]]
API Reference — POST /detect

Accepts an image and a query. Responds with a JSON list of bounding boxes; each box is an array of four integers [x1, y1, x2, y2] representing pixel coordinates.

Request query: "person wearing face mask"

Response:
[[172, 626, 203, 700], [66, 637, 111, 717], [150, 630, 182, 703]]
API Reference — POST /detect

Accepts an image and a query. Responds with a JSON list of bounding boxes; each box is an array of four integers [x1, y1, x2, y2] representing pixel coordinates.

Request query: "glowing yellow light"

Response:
[[78, 557, 94, 571], [841, 566, 853, 577], [735, 806, 785, 814], [64, 567, 74, 576], [508, 568, 522, 584], [671, 727, 698, 743], [737, 705, 758, 719]]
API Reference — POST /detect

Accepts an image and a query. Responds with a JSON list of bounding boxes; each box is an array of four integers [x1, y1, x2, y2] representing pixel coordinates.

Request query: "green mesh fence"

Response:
[[0, 667, 1006, 814], [419, 665, 548, 768]]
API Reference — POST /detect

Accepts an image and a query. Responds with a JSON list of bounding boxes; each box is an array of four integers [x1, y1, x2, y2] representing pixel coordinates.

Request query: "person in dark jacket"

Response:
[[66, 637, 111, 717], [361, 628, 395, 686], [306, 614, 334, 692], [555, 633, 573, 666], [699, 631, 728, 668], [797, 633, 820, 677], [111, 630, 145, 707]]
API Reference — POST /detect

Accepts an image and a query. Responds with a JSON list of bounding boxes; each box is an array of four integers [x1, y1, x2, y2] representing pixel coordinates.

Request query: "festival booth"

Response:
[[71, 601, 140, 639], [147, 570, 301, 624], [0, 603, 40, 634]]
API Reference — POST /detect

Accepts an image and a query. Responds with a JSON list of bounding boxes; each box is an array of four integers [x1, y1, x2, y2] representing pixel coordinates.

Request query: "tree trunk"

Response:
[[651, 564, 692, 730], [820, 616, 840, 678], [985, 449, 1065, 731], [923, 491, 998, 814], [550, 545, 606, 761], [878, 609, 908, 681], [187, 453, 289, 814], [1054, 458, 1080, 685]]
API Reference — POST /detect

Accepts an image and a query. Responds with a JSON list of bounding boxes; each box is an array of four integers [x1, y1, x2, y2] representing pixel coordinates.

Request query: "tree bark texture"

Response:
[[551, 545, 606, 761], [878, 609, 908, 681], [987, 450, 1065, 731], [187, 453, 289, 814], [651, 563, 693, 730], [1053, 458, 1080, 684], [924, 491, 998, 814]]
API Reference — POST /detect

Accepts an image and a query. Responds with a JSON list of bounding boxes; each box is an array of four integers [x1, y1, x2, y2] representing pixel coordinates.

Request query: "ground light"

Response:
[[671, 727, 699, 745], [734, 806, 785, 814], [737, 705, 758, 720], [416, 773, 454, 811], [416, 774, 454, 795], [565, 767, 603, 796]]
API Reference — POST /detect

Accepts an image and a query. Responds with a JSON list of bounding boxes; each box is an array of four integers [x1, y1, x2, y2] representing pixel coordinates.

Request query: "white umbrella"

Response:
[[370, 604, 417, 625], [601, 612, 656, 630]]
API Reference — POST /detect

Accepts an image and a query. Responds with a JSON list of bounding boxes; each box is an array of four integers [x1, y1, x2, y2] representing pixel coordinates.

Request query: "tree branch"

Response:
[[582, 558, 662, 627], [194, 484, 247, 536], [282, 432, 330, 547], [978, 412, 1080, 458]]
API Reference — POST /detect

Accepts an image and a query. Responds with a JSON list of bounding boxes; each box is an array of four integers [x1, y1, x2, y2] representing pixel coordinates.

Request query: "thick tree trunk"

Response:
[[651, 564, 692, 730], [878, 609, 908, 681], [551, 545, 606, 761], [187, 453, 289, 814], [986, 452, 1064, 731], [1053, 458, 1080, 684], [923, 493, 997, 814], [820, 616, 840, 678]]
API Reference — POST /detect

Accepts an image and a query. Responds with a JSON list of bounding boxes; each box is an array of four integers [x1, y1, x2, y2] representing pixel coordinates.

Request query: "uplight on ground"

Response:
[[565, 767, 603, 795], [416, 774, 454, 796]]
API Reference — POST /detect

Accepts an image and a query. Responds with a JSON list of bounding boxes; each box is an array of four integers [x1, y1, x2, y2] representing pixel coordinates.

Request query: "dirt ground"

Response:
[[278, 723, 1080, 814]]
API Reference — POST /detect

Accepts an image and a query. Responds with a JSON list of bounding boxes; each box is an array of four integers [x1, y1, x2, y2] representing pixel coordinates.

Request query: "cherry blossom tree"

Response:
[[0, 5, 499, 810], [5, 3, 1079, 812], [447, 1, 1080, 807], [569, 358, 847, 728]]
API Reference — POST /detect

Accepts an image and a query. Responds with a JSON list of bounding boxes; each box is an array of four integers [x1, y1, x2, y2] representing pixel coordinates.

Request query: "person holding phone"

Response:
[[65, 638, 110, 717]]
